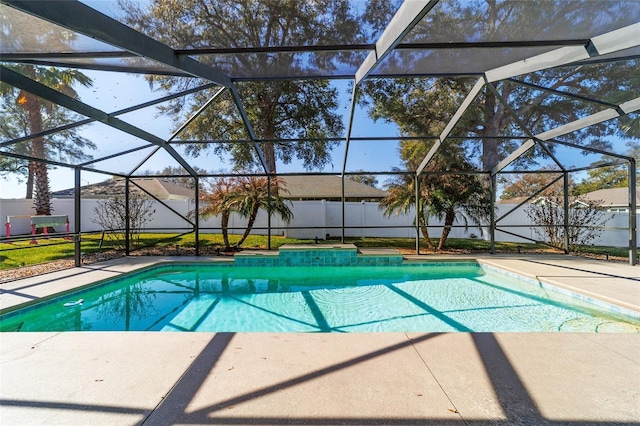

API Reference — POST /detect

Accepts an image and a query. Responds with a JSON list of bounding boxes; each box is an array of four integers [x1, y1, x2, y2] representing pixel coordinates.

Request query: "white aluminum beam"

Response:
[[486, 23, 640, 83], [491, 96, 640, 175], [590, 22, 640, 55], [620, 96, 640, 114], [485, 46, 590, 83], [536, 109, 620, 141], [490, 139, 535, 176], [355, 0, 438, 84], [416, 77, 485, 175]]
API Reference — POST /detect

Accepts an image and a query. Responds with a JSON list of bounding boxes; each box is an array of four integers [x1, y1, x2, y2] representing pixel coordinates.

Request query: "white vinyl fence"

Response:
[[0, 198, 634, 248]]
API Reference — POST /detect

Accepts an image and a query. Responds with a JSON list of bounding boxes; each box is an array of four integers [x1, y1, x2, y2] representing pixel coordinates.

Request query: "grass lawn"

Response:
[[0, 232, 633, 270]]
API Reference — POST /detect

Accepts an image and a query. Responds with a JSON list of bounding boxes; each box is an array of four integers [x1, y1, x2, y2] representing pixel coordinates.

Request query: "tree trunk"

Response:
[[437, 208, 456, 251], [235, 206, 258, 248], [32, 160, 52, 216], [418, 211, 434, 251], [25, 162, 34, 199], [480, 88, 501, 172], [261, 141, 276, 175], [22, 66, 51, 215], [221, 211, 231, 250], [481, 1, 502, 174]]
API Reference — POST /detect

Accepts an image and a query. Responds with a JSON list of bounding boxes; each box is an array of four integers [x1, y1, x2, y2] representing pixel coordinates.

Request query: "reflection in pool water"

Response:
[[1, 263, 638, 333]]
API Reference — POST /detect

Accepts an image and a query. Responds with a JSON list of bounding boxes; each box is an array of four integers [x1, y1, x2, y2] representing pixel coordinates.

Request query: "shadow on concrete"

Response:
[[522, 258, 640, 282], [0, 399, 149, 417], [139, 332, 640, 425], [1, 331, 637, 425]]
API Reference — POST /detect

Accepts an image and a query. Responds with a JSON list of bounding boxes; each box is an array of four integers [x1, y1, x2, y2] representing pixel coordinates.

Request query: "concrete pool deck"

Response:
[[1, 253, 639, 425]]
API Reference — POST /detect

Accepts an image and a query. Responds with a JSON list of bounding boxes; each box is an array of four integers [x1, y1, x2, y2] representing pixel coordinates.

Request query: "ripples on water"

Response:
[[2, 265, 638, 333]]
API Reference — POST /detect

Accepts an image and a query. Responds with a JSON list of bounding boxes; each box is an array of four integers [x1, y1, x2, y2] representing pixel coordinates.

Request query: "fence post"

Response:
[[490, 174, 496, 254], [629, 158, 637, 266], [321, 199, 327, 240], [563, 172, 570, 254], [30, 223, 37, 244], [415, 174, 420, 255], [361, 200, 366, 238]]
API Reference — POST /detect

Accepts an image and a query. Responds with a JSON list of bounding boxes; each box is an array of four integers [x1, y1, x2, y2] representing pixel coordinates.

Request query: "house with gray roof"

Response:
[[580, 187, 639, 213], [279, 175, 387, 201], [52, 176, 388, 202], [498, 187, 639, 213], [51, 178, 195, 201]]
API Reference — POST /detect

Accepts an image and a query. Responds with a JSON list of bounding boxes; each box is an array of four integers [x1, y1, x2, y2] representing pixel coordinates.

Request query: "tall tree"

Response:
[[348, 171, 379, 188], [573, 142, 640, 195], [120, 0, 364, 173], [1, 7, 95, 212], [362, 0, 640, 172], [499, 167, 571, 200], [0, 66, 94, 213]]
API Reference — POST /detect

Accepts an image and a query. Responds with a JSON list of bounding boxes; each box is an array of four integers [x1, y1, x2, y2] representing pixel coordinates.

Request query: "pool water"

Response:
[[1, 263, 638, 333]]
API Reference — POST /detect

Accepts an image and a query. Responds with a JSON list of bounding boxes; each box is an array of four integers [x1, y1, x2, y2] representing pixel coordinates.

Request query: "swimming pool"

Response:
[[1, 262, 638, 333]]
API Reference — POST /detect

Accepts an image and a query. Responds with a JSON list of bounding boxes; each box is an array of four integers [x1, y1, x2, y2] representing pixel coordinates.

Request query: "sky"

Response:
[[0, 70, 405, 199], [1, 0, 626, 199], [0, 65, 616, 199]]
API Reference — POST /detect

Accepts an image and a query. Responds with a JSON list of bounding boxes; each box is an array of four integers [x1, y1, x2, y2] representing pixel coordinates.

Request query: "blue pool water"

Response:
[[1, 262, 638, 333]]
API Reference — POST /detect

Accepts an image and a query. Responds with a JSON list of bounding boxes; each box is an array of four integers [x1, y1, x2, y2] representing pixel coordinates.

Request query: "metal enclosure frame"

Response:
[[0, 0, 637, 264]]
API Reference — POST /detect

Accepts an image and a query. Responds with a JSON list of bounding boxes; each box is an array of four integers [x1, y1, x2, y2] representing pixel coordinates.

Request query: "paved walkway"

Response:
[[1, 254, 639, 425]]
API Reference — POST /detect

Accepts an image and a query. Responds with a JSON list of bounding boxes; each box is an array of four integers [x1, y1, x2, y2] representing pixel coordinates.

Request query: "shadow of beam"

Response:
[[386, 284, 473, 331], [144, 416, 640, 425], [0, 398, 149, 415], [471, 333, 543, 424], [521, 259, 640, 282], [140, 332, 236, 424], [144, 333, 444, 425]]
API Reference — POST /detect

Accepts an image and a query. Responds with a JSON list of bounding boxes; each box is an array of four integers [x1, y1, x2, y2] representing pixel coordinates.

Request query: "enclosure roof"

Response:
[[2, 1, 639, 79], [0, 0, 639, 182]]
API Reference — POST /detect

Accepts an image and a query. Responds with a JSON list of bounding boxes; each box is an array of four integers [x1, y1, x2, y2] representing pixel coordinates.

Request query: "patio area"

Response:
[[1, 254, 639, 425]]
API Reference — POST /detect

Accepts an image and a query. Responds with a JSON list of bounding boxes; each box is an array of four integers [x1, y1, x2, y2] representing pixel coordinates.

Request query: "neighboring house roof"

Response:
[[51, 176, 387, 201], [580, 187, 638, 208], [497, 196, 528, 205], [52, 178, 195, 200], [498, 187, 639, 208], [279, 175, 388, 200]]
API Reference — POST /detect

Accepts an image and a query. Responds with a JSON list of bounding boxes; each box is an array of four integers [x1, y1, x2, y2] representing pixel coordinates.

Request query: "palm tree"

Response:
[[228, 176, 293, 248], [198, 178, 234, 249], [10, 65, 93, 214], [427, 179, 490, 251], [380, 147, 491, 252], [379, 169, 435, 251], [197, 176, 293, 250]]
